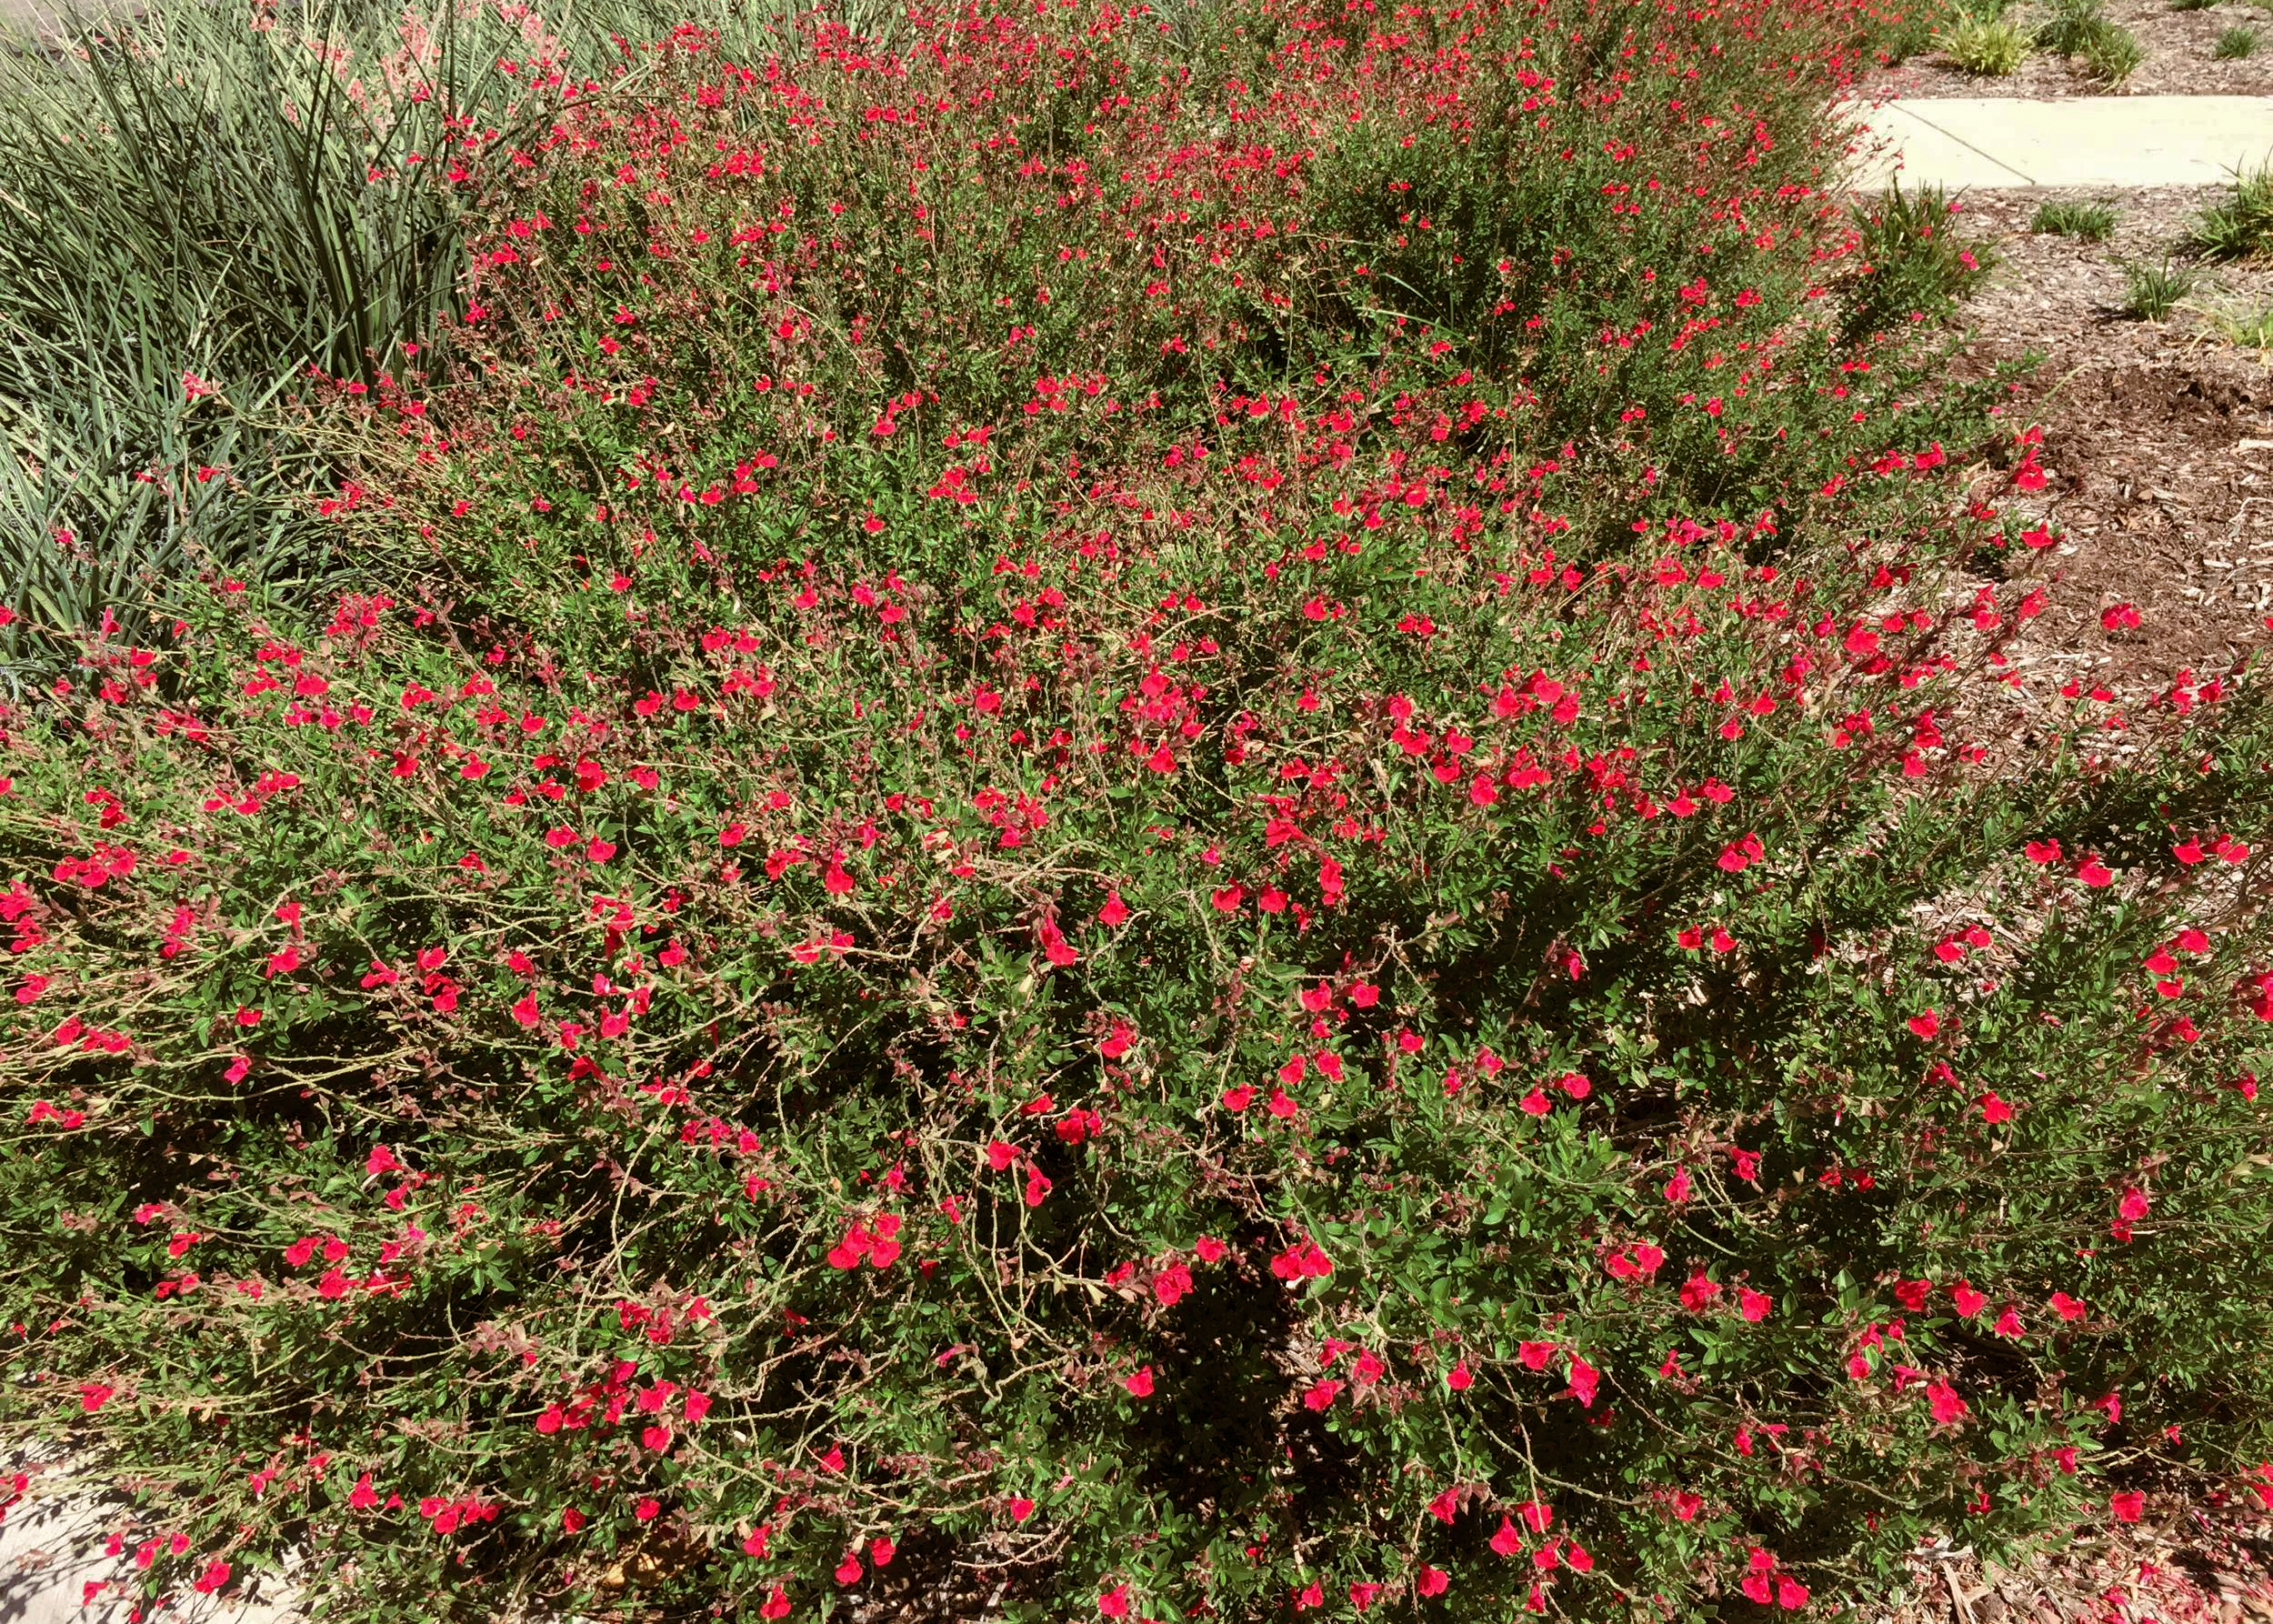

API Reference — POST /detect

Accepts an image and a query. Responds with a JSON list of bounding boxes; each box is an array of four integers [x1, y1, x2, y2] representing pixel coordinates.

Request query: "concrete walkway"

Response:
[[0, 0, 125, 40], [0, 1469, 301, 1624], [1849, 95, 2273, 189]]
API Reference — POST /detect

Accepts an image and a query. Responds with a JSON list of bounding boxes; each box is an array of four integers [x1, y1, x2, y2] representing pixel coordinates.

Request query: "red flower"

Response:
[[1489, 1515, 1525, 1557], [1717, 832, 1766, 872], [1123, 1367, 1154, 1398], [1269, 1240, 1333, 1280], [2109, 1491, 2145, 1522], [826, 1227, 867, 1269]]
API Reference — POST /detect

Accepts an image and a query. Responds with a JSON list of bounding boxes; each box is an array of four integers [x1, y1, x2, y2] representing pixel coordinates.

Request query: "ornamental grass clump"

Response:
[[0, 0, 549, 670], [2031, 199, 2119, 239], [2195, 161, 2273, 258], [0, 0, 892, 675], [2, 2, 2270, 1623], [2119, 256, 2203, 317], [1940, 10, 2030, 71], [2078, 18, 2146, 79], [1840, 181, 1997, 341]]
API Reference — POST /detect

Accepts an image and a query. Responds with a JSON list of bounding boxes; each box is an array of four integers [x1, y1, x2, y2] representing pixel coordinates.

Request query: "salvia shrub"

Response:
[[3, 0, 2270, 1621]]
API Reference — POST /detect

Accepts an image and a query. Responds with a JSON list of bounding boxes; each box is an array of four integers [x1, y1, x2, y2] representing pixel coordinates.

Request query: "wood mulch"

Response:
[[1936, 185, 2273, 685], [1886, 1504, 2273, 1623], [1860, 0, 2273, 98]]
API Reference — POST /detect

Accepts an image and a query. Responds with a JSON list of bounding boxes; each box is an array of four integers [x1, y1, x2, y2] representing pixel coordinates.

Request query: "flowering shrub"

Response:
[[4, 0, 2271, 1620]]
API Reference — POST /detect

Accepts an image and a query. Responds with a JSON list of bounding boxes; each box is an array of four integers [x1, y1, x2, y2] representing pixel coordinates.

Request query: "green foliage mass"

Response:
[[1, 0, 2268, 1620]]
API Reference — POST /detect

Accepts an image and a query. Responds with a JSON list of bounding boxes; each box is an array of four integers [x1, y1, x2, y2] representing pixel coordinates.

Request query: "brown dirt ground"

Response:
[[1887, 1502, 2273, 1623], [1900, 184, 2273, 716], [1861, 0, 2273, 98]]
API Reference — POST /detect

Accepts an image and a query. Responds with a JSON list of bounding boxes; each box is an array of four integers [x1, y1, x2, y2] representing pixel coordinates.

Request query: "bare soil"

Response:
[[1887, 1504, 2273, 1623], [1939, 185, 2273, 682]]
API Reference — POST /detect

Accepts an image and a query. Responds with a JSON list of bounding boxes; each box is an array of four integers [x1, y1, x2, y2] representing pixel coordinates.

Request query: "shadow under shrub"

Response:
[[1, 0, 2269, 1621]]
